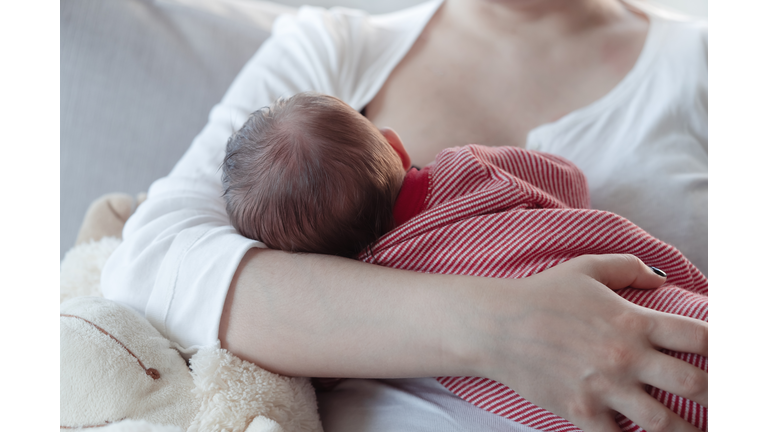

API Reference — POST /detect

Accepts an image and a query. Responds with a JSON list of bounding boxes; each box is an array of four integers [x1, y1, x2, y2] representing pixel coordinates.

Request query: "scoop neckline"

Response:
[[526, 2, 664, 148]]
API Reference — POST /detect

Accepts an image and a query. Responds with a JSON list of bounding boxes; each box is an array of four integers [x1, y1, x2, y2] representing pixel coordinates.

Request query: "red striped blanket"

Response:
[[359, 145, 708, 432]]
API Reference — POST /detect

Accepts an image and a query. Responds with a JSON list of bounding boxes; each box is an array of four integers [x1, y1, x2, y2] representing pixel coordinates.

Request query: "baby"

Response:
[[222, 92, 708, 432], [222, 92, 409, 258]]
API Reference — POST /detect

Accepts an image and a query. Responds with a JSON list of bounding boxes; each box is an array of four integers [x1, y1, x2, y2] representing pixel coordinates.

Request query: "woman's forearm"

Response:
[[220, 251, 707, 432], [219, 247, 498, 378]]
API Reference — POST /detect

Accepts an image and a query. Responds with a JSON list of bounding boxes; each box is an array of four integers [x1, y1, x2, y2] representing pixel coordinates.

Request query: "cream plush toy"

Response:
[[60, 194, 323, 432]]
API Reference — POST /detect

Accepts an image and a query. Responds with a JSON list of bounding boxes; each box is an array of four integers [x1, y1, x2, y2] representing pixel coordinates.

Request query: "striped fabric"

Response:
[[359, 145, 708, 432]]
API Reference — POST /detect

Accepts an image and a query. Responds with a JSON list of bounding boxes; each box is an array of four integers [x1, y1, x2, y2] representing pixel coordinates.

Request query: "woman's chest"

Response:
[[364, 19, 647, 167]]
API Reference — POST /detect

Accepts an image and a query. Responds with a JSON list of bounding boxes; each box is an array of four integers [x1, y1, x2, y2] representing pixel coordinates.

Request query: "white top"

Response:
[[101, 1, 706, 429]]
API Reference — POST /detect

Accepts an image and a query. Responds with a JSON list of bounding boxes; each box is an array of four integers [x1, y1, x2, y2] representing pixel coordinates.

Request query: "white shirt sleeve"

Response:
[[101, 6, 357, 353]]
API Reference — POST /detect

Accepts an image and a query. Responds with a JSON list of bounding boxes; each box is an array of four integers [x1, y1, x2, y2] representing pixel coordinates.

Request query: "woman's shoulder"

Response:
[[635, 2, 707, 55], [625, 3, 707, 92]]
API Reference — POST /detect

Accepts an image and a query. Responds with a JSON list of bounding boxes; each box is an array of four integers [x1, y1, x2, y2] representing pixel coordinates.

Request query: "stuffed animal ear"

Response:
[[60, 297, 199, 430]]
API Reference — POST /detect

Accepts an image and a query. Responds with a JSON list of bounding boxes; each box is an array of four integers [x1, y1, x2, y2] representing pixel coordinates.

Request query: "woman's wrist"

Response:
[[432, 275, 523, 380]]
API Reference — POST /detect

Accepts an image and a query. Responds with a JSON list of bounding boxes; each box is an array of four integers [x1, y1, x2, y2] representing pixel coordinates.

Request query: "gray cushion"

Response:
[[60, 0, 294, 257]]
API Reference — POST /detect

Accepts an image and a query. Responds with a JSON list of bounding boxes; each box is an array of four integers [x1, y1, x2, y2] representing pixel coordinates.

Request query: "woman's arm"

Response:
[[221, 251, 707, 432]]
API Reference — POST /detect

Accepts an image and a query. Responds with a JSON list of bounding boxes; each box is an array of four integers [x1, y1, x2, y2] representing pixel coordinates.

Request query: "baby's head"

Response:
[[222, 92, 410, 258]]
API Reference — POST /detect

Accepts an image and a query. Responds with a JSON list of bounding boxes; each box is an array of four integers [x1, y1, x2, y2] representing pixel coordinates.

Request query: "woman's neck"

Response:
[[444, 0, 637, 41]]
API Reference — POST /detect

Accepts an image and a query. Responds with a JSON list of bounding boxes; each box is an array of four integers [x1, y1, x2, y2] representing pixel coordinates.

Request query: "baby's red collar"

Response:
[[393, 165, 431, 227]]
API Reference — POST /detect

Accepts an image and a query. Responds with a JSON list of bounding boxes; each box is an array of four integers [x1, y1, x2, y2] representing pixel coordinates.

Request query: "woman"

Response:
[[102, 0, 708, 430]]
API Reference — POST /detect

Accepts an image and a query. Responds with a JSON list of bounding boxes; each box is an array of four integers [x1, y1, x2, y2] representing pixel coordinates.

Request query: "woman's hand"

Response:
[[473, 254, 707, 432]]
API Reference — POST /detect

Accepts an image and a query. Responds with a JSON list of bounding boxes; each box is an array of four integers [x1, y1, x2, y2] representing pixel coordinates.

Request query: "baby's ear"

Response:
[[379, 127, 411, 171]]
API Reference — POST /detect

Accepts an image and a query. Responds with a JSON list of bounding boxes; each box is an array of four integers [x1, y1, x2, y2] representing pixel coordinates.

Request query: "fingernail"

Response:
[[648, 266, 667, 277]]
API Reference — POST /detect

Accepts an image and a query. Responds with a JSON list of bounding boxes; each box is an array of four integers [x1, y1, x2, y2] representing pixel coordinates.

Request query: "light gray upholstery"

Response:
[[60, 0, 292, 257]]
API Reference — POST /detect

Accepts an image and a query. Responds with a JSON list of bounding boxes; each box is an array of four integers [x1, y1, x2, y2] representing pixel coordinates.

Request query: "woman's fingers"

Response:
[[578, 254, 708, 408], [613, 390, 702, 432], [639, 311, 708, 408], [637, 350, 708, 408], [646, 312, 708, 357], [568, 254, 668, 291]]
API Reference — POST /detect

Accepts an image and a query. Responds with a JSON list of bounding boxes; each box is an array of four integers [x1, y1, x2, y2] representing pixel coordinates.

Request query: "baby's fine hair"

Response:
[[222, 92, 404, 258]]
